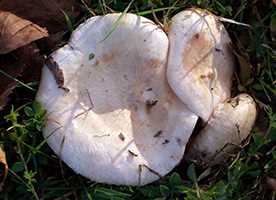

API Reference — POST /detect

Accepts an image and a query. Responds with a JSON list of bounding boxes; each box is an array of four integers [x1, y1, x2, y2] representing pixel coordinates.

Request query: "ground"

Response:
[[0, 0, 275, 199]]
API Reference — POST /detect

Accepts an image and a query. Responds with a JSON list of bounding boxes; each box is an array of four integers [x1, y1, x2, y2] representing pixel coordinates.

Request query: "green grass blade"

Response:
[[99, 0, 135, 43], [0, 69, 35, 91]]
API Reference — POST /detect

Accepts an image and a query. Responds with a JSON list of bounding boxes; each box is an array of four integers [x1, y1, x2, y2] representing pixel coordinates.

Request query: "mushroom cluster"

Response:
[[36, 8, 256, 186]]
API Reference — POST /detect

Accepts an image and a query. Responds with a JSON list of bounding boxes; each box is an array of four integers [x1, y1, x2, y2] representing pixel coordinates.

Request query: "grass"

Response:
[[0, 0, 276, 199]]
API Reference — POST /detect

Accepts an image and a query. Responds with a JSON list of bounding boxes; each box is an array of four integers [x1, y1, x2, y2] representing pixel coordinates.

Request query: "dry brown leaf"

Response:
[[231, 43, 254, 88], [0, 10, 47, 108], [0, 55, 26, 109], [0, 0, 77, 33], [273, 0, 276, 5], [0, 44, 45, 110], [0, 147, 8, 191], [19, 44, 45, 83], [235, 52, 254, 86], [0, 11, 48, 54]]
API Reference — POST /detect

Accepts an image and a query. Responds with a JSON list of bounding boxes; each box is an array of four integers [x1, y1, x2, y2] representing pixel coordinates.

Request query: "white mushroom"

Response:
[[167, 9, 235, 122], [186, 94, 257, 164], [36, 13, 198, 186], [36, 8, 257, 185]]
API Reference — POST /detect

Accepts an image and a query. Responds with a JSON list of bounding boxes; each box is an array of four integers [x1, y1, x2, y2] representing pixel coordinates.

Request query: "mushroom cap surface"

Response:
[[36, 13, 198, 185], [167, 9, 235, 122], [186, 94, 257, 164]]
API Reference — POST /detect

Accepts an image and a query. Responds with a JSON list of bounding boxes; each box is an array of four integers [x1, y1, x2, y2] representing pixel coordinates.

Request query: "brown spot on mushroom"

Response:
[[215, 47, 222, 52], [146, 100, 158, 108], [128, 150, 138, 157], [145, 100, 158, 113], [47, 117, 62, 125], [146, 58, 162, 69], [154, 130, 162, 138], [200, 74, 205, 79], [101, 52, 114, 63], [176, 138, 182, 146], [182, 32, 213, 75], [194, 33, 200, 39], [162, 139, 170, 145], [200, 72, 215, 79], [94, 53, 114, 65], [214, 47, 225, 56], [118, 133, 125, 141]]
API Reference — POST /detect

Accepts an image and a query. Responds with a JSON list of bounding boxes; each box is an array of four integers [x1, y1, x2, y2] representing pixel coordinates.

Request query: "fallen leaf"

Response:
[[231, 46, 254, 87], [0, 44, 45, 110], [273, 0, 276, 6], [0, 55, 26, 109], [235, 52, 254, 86], [0, 11, 48, 54], [0, 10, 47, 109], [0, 147, 8, 191], [0, 0, 78, 33]]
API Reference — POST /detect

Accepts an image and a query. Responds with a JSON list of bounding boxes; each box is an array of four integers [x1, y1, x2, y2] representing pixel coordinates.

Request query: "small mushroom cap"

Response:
[[167, 9, 235, 122], [186, 94, 257, 164], [36, 13, 198, 185]]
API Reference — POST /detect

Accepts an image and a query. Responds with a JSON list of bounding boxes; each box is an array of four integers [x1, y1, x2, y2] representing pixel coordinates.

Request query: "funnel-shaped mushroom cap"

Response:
[[36, 13, 198, 185], [167, 9, 235, 122], [186, 94, 256, 164]]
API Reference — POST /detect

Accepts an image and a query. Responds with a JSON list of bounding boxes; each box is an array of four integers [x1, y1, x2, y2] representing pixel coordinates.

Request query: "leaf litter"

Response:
[[0, 0, 78, 111], [0, 11, 48, 54]]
